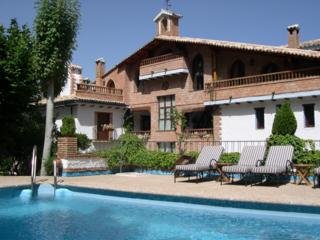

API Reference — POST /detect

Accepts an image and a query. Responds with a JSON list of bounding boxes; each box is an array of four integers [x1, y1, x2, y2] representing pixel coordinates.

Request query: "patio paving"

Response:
[[0, 174, 319, 206]]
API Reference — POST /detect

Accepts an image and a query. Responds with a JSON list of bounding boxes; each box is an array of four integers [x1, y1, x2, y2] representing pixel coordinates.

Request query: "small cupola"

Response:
[[153, 9, 182, 36]]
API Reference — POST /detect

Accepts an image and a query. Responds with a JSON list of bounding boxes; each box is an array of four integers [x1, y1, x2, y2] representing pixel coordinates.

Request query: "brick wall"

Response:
[[209, 76, 320, 101], [57, 137, 78, 159], [104, 42, 320, 145]]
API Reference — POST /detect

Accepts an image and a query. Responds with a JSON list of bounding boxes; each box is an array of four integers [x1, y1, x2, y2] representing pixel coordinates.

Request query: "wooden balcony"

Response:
[[75, 83, 123, 102], [206, 67, 320, 90], [206, 67, 320, 102], [139, 52, 188, 80]]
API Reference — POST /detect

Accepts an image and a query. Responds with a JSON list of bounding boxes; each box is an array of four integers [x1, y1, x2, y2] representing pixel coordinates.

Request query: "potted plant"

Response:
[[101, 123, 114, 140]]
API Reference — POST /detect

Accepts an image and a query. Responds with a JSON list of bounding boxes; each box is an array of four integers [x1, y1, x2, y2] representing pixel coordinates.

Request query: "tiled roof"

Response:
[[156, 35, 320, 58], [105, 35, 320, 76], [299, 39, 320, 50], [38, 95, 126, 106]]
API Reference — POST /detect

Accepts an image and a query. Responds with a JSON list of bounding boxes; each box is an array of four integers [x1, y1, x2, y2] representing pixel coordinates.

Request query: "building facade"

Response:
[[93, 9, 319, 152], [51, 9, 320, 152], [41, 62, 127, 150]]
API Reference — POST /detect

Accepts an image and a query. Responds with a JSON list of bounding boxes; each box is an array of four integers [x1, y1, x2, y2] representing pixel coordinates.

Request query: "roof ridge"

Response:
[[155, 35, 320, 56]]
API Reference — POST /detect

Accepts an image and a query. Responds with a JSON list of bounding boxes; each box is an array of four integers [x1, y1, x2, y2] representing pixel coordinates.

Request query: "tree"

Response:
[[0, 20, 43, 175], [172, 109, 187, 154], [123, 109, 134, 132], [272, 101, 297, 135], [34, 0, 80, 175]]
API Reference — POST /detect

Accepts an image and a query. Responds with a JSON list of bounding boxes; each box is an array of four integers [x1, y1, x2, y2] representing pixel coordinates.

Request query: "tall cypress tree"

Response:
[[272, 101, 297, 135]]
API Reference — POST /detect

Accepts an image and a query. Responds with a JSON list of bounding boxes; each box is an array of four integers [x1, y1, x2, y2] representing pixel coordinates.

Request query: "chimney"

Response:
[[153, 9, 182, 37], [95, 58, 105, 86], [69, 64, 82, 94], [287, 24, 300, 48]]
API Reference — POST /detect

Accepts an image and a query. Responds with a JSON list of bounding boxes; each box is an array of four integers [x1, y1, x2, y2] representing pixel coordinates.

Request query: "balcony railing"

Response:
[[77, 83, 123, 95], [139, 52, 188, 80], [206, 67, 320, 90], [184, 128, 213, 138], [75, 83, 123, 102], [140, 52, 184, 66], [132, 131, 151, 139]]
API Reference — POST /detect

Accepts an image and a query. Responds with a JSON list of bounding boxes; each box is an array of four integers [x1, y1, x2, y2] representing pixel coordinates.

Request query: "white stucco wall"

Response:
[[60, 66, 83, 96], [54, 106, 75, 130], [54, 104, 125, 140], [220, 98, 320, 141]]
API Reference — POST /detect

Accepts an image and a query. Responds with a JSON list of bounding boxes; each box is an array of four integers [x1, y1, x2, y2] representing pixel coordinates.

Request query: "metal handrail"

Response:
[[31, 145, 37, 186], [53, 160, 57, 190]]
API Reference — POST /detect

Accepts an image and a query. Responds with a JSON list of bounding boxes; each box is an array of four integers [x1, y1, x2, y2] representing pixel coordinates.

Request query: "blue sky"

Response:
[[0, 0, 319, 80]]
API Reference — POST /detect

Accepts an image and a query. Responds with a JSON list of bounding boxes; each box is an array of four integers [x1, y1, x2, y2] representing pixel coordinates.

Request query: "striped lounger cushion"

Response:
[[251, 145, 294, 174], [175, 146, 224, 172], [222, 146, 266, 174], [175, 164, 213, 171]]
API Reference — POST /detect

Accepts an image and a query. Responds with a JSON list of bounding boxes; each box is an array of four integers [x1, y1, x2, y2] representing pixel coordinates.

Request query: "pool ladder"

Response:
[[31, 145, 37, 194], [30, 145, 58, 195]]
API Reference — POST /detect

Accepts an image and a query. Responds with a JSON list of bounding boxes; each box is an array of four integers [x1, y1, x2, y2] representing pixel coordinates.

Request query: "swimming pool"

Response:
[[0, 186, 320, 240]]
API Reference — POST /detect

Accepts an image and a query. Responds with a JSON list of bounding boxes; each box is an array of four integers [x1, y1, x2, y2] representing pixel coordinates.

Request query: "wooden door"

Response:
[[96, 112, 112, 140]]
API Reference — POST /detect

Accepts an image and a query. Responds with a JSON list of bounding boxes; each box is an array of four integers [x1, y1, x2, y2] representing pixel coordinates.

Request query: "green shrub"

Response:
[[267, 134, 305, 163], [99, 147, 123, 170], [0, 158, 15, 175], [60, 116, 76, 137], [98, 133, 145, 170], [100, 142, 179, 171], [220, 152, 240, 164], [183, 151, 200, 160], [299, 150, 320, 165], [118, 133, 145, 155], [75, 133, 91, 150], [131, 150, 178, 170], [272, 101, 297, 135]]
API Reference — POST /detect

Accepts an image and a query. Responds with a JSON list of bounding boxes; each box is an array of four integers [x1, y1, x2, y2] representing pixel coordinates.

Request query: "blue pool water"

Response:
[[0, 186, 320, 240]]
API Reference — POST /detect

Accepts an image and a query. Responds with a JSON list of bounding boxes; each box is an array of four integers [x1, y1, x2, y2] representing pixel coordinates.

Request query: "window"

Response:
[[255, 108, 265, 129], [230, 60, 245, 78], [140, 115, 150, 131], [158, 95, 175, 131], [192, 54, 204, 90], [158, 142, 175, 152], [303, 104, 315, 127], [261, 63, 278, 74], [107, 80, 115, 88], [162, 18, 168, 31]]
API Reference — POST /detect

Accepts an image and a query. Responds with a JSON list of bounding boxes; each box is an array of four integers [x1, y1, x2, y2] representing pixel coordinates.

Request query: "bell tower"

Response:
[[153, 9, 182, 37]]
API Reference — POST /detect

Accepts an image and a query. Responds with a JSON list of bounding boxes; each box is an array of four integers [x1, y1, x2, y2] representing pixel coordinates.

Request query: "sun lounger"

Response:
[[250, 145, 294, 186], [221, 145, 266, 185], [174, 145, 224, 183]]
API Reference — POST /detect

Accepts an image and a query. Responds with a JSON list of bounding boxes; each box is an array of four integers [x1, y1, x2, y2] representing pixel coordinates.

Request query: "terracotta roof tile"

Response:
[[38, 95, 126, 106], [299, 39, 320, 50], [156, 35, 320, 58]]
